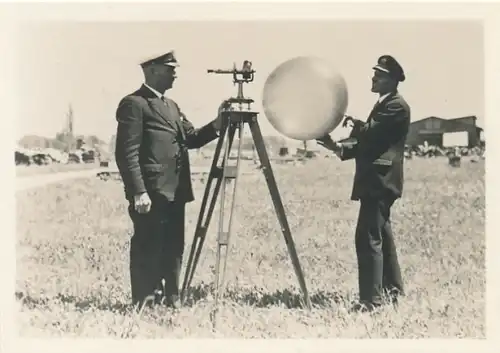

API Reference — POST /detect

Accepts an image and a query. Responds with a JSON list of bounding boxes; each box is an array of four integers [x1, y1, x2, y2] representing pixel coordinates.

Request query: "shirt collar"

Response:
[[378, 92, 391, 103], [144, 83, 164, 99]]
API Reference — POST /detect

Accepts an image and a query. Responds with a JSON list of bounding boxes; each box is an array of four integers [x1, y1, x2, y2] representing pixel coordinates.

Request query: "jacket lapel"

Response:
[[139, 84, 178, 132], [367, 102, 380, 122], [367, 91, 397, 122], [160, 97, 188, 142]]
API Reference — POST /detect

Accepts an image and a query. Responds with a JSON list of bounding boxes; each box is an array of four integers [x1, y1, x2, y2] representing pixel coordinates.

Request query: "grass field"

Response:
[[16, 162, 102, 177], [15, 157, 485, 338]]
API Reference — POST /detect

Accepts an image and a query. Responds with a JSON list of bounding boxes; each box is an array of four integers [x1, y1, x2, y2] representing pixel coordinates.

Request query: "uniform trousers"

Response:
[[355, 196, 404, 305], [127, 193, 185, 306]]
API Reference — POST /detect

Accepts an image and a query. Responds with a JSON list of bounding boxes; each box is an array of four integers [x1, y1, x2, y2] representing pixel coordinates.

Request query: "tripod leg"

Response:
[[248, 117, 312, 310], [181, 120, 236, 304], [213, 120, 244, 309]]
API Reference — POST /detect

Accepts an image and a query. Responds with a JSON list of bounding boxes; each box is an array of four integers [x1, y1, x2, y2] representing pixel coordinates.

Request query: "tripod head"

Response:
[[207, 60, 254, 83], [207, 60, 255, 110]]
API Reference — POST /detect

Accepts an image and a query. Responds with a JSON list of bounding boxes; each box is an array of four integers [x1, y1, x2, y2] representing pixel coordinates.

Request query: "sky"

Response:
[[15, 20, 484, 144]]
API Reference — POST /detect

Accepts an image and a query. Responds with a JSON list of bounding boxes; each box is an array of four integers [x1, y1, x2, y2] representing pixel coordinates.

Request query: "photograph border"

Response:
[[1, 0, 499, 352]]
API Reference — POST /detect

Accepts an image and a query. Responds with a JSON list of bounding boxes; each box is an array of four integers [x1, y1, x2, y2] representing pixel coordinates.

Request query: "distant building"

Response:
[[405, 116, 483, 147]]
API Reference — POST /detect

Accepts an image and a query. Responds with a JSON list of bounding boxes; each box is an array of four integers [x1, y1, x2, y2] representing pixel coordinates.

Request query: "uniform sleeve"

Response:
[[114, 96, 146, 196], [175, 103, 219, 149], [337, 119, 367, 161], [357, 101, 410, 162], [338, 138, 359, 161]]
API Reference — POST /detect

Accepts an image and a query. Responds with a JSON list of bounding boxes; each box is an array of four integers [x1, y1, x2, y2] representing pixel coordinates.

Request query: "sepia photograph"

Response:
[[3, 0, 498, 349]]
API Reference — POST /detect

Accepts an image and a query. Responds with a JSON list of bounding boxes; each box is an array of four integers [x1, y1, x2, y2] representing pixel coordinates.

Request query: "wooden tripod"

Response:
[[179, 104, 312, 315]]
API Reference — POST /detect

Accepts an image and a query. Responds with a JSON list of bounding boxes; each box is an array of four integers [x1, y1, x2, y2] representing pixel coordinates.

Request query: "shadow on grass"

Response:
[[15, 284, 348, 312], [182, 282, 347, 309], [15, 291, 136, 315]]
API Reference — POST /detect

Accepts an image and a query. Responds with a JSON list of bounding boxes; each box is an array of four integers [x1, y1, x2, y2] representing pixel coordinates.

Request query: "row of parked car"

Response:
[[15, 147, 98, 166]]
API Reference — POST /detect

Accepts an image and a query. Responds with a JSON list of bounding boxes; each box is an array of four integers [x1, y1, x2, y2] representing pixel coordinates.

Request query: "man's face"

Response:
[[371, 69, 396, 94], [153, 64, 177, 91]]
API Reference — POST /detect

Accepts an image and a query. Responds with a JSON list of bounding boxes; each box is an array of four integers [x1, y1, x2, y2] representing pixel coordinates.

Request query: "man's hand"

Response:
[[134, 192, 152, 214], [212, 100, 232, 132], [316, 134, 342, 158], [342, 114, 364, 129], [316, 134, 338, 150], [342, 115, 355, 128]]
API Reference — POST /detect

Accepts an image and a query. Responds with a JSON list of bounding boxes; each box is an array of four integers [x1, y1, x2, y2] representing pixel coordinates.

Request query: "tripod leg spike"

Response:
[[248, 117, 312, 311]]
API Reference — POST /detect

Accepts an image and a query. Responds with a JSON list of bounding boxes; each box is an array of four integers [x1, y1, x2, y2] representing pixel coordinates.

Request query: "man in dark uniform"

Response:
[[114, 50, 225, 309], [317, 55, 410, 312]]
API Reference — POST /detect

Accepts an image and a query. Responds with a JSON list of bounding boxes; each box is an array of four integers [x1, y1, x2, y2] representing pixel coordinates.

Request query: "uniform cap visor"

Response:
[[373, 65, 390, 74]]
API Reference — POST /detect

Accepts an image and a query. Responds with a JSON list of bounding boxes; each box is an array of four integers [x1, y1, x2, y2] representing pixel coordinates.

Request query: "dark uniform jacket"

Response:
[[114, 84, 219, 203], [340, 92, 410, 201]]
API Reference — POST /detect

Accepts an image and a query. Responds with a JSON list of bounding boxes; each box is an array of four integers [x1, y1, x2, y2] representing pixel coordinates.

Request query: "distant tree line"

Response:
[[18, 133, 107, 153]]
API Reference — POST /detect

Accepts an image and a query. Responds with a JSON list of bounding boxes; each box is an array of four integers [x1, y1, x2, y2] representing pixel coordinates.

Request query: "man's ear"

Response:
[[144, 65, 157, 76]]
